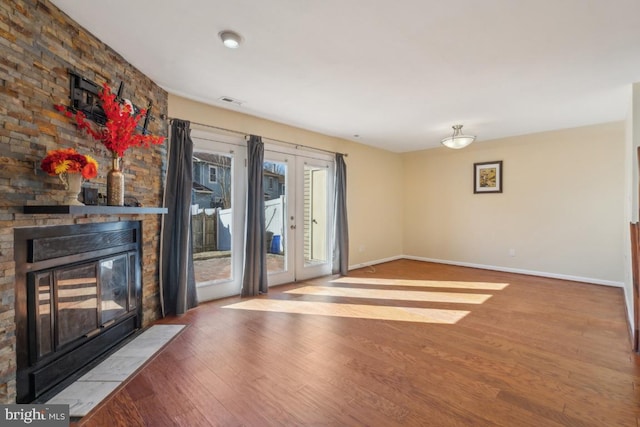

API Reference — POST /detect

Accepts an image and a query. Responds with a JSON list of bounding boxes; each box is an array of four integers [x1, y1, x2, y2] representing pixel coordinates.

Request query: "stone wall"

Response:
[[0, 0, 168, 402]]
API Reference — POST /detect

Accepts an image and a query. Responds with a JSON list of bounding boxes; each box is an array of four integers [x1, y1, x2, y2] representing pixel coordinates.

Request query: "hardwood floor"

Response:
[[76, 260, 640, 426]]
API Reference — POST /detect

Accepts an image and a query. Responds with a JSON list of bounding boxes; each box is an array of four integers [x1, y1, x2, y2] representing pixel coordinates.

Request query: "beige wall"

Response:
[[342, 140, 404, 265], [402, 122, 625, 285], [169, 94, 404, 267], [170, 94, 625, 285]]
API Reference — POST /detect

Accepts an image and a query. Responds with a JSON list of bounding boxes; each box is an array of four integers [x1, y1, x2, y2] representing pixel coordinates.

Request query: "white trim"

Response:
[[348, 255, 404, 271], [264, 141, 335, 162], [348, 254, 624, 288], [403, 255, 624, 288]]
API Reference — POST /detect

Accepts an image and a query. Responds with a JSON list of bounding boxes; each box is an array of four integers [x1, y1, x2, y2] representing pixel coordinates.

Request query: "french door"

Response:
[[191, 131, 246, 302], [264, 149, 334, 286], [191, 130, 334, 301]]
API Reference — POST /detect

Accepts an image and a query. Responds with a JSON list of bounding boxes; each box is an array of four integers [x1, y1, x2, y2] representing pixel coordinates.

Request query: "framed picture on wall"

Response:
[[474, 161, 503, 193]]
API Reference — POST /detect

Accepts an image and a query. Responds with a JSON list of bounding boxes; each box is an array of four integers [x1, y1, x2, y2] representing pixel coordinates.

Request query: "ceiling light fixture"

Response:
[[219, 30, 242, 49], [441, 124, 476, 149]]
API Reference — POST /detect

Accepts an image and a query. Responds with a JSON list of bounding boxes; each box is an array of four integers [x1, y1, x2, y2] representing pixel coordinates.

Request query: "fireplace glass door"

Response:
[[56, 263, 99, 348], [30, 252, 134, 363], [100, 254, 129, 325]]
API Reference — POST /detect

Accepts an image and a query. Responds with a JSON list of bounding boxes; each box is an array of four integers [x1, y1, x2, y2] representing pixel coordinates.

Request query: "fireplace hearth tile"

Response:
[[78, 355, 148, 382], [114, 324, 186, 357], [46, 381, 121, 418], [46, 324, 186, 418]]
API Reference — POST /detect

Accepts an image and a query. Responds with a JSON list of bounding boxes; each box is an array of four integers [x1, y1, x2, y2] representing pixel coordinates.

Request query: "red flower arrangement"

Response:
[[55, 83, 164, 158], [41, 148, 98, 180]]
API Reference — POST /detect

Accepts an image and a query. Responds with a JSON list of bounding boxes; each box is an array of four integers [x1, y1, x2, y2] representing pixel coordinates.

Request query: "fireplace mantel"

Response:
[[22, 205, 168, 215]]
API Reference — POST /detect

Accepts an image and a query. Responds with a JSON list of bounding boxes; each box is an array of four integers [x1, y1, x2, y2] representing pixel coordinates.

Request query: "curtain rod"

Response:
[[162, 115, 348, 157]]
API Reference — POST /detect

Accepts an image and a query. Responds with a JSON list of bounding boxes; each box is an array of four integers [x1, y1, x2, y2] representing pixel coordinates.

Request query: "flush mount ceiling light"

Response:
[[441, 124, 476, 149], [219, 30, 242, 49]]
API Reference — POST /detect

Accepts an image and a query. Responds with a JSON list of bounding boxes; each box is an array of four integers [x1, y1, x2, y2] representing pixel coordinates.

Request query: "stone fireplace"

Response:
[[14, 221, 144, 402], [0, 0, 169, 403]]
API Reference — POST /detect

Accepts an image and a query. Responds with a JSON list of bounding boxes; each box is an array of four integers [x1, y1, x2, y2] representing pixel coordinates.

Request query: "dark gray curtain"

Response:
[[332, 153, 349, 275], [242, 135, 268, 296], [160, 119, 198, 316]]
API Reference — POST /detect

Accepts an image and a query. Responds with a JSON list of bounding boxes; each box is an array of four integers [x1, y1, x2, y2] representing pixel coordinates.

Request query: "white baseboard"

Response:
[[353, 255, 624, 288], [348, 255, 404, 271]]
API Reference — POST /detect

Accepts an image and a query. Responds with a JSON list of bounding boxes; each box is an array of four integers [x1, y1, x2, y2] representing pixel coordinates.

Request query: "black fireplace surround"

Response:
[[14, 221, 143, 403]]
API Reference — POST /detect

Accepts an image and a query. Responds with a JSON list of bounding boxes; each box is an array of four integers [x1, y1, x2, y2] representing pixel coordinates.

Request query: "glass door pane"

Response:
[[304, 164, 328, 266], [192, 151, 234, 283], [263, 157, 294, 285], [35, 272, 53, 358], [191, 130, 246, 302], [100, 254, 128, 325], [55, 263, 99, 347], [296, 157, 334, 280]]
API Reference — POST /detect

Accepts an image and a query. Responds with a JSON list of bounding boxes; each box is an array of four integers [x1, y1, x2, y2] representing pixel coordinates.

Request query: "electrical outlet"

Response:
[[508, 248, 516, 257]]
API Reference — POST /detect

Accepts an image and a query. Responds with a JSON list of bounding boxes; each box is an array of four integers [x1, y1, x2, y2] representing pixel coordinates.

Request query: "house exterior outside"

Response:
[[192, 152, 232, 209], [192, 155, 286, 208], [263, 162, 286, 200]]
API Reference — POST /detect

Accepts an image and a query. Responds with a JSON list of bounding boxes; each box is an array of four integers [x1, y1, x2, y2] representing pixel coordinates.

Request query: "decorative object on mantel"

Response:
[[40, 148, 99, 205], [82, 186, 99, 205], [107, 156, 125, 206], [63, 173, 83, 206], [56, 82, 165, 206]]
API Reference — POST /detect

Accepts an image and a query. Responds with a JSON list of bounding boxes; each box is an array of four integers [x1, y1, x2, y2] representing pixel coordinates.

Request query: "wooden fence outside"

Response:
[[192, 210, 217, 253]]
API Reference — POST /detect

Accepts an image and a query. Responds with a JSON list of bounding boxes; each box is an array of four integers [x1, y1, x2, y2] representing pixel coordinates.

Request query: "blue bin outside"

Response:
[[270, 235, 281, 254]]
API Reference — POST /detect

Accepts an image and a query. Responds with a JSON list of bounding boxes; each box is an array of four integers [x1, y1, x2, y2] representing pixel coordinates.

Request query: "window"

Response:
[[208, 165, 217, 183]]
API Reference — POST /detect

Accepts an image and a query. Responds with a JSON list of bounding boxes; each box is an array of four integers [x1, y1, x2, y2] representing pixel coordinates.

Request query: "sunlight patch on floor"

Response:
[[223, 299, 469, 324], [331, 277, 509, 290], [285, 286, 491, 304]]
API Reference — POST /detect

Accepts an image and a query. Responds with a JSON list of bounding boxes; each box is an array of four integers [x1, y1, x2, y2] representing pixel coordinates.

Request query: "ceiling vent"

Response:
[[218, 96, 243, 106]]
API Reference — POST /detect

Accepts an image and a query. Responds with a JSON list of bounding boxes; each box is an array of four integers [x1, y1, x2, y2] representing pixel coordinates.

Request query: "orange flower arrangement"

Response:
[[55, 83, 164, 158], [41, 148, 98, 179]]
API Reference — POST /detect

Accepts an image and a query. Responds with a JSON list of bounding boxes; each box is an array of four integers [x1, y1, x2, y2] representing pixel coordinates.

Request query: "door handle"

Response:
[[290, 225, 296, 229]]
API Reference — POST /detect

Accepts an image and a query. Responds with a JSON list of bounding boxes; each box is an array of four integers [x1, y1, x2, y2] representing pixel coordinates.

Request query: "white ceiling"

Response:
[[50, 0, 640, 152]]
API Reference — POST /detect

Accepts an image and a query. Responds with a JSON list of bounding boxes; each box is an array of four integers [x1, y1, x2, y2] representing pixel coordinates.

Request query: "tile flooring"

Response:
[[46, 324, 185, 418]]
